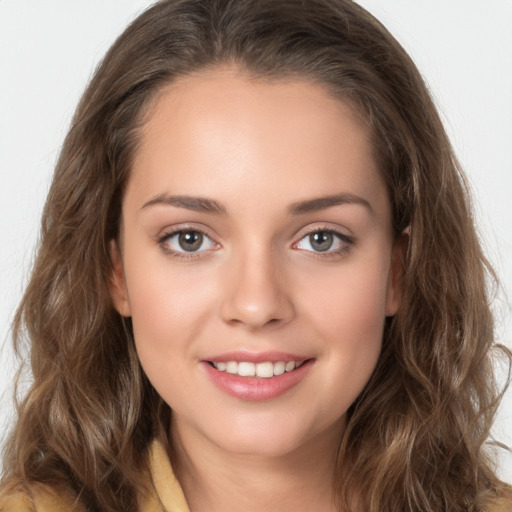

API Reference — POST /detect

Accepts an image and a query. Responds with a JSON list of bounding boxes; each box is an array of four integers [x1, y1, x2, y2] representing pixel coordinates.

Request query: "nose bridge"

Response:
[[221, 241, 294, 329]]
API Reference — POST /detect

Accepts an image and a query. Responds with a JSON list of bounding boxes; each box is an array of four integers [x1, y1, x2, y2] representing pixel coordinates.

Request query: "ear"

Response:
[[385, 229, 408, 317], [109, 239, 132, 317]]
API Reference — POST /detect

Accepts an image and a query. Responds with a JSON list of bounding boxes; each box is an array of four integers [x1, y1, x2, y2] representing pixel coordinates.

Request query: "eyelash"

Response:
[[158, 227, 218, 260], [293, 227, 355, 258], [157, 226, 355, 260]]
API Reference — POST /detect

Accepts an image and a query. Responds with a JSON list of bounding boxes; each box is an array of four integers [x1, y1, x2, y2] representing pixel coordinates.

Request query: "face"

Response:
[[110, 67, 402, 459]]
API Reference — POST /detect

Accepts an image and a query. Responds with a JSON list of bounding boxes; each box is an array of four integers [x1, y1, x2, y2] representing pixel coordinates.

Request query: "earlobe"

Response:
[[109, 239, 132, 317], [385, 231, 408, 317]]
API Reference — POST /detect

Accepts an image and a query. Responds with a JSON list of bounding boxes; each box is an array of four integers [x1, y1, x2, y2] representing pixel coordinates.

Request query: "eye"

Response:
[[160, 229, 217, 254], [294, 229, 352, 254]]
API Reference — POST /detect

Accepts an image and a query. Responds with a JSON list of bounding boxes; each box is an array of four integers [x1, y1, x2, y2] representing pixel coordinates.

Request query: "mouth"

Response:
[[207, 359, 308, 378], [202, 356, 314, 401]]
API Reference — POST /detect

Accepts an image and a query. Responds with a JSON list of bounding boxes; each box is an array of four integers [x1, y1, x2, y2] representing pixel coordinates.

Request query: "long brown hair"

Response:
[[2, 1, 510, 511]]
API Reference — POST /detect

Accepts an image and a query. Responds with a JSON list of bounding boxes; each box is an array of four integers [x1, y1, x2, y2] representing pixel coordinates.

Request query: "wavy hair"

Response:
[[2, 1, 510, 511]]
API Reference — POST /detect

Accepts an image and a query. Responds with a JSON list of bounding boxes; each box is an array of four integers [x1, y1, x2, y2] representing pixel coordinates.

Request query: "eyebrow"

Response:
[[287, 192, 373, 215], [141, 194, 227, 214], [141, 191, 372, 216]]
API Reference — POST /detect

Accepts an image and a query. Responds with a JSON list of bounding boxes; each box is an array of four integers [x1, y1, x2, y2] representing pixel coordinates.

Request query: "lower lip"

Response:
[[201, 360, 314, 401]]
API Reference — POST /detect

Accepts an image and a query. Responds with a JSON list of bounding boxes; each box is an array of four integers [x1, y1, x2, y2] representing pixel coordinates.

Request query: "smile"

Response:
[[210, 360, 305, 378], [202, 356, 314, 401]]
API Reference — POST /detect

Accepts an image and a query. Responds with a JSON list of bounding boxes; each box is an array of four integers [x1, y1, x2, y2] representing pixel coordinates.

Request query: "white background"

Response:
[[0, 1, 511, 483]]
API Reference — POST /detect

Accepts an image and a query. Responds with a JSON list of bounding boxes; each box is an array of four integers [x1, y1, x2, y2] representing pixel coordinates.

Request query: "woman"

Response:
[[1, 1, 510, 511]]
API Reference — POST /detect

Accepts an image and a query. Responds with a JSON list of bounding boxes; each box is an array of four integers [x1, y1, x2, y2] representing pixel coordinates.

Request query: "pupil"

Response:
[[310, 232, 333, 252], [179, 231, 203, 252]]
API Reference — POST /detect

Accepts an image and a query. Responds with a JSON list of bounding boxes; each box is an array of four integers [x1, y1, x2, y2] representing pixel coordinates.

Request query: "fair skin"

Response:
[[110, 66, 402, 512]]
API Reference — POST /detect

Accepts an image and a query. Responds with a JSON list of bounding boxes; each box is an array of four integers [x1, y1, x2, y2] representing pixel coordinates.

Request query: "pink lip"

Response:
[[201, 357, 314, 401]]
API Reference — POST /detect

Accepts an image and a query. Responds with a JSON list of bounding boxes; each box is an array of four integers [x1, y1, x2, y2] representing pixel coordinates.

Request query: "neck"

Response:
[[170, 418, 344, 512]]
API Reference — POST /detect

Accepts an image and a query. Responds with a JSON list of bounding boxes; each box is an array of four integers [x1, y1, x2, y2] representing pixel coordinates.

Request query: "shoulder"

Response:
[[0, 480, 84, 512]]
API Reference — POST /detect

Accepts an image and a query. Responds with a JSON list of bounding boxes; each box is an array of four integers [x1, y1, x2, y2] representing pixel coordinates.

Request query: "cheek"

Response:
[[122, 253, 219, 389], [125, 245, 218, 333], [301, 255, 389, 340], [298, 256, 389, 396]]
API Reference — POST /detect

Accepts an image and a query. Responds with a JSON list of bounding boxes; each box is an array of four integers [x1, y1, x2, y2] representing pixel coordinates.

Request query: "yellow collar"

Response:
[[143, 439, 191, 512]]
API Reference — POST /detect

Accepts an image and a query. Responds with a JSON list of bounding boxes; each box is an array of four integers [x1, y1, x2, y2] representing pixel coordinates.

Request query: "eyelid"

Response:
[[292, 224, 356, 255], [293, 223, 354, 242], [155, 222, 354, 259], [157, 224, 220, 258]]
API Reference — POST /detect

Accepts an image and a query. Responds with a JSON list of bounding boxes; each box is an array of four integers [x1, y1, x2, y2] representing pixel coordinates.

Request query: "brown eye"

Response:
[[178, 231, 204, 252]]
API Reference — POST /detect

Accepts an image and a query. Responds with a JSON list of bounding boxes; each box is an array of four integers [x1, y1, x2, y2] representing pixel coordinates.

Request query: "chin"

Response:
[[215, 431, 309, 458], [202, 411, 345, 460]]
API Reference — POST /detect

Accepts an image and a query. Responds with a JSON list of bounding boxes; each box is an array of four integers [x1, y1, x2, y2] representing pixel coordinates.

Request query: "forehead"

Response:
[[127, 67, 388, 216]]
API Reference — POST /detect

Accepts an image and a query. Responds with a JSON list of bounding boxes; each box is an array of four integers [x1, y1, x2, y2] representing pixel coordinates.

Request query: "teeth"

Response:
[[238, 362, 255, 377], [285, 361, 295, 372], [273, 361, 285, 376], [226, 361, 238, 374], [212, 360, 304, 378], [256, 362, 274, 378]]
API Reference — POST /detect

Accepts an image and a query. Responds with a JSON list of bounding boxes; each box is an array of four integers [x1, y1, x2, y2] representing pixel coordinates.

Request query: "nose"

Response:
[[220, 248, 295, 330]]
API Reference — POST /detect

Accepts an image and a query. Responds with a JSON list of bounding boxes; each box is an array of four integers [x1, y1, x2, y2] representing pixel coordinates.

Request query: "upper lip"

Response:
[[203, 350, 312, 364]]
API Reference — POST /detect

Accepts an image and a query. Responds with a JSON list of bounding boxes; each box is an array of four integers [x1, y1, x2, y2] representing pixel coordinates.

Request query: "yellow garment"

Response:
[[0, 439, 190, 512], [146, 439, 190, 512], [1, 440, 511, 512]]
